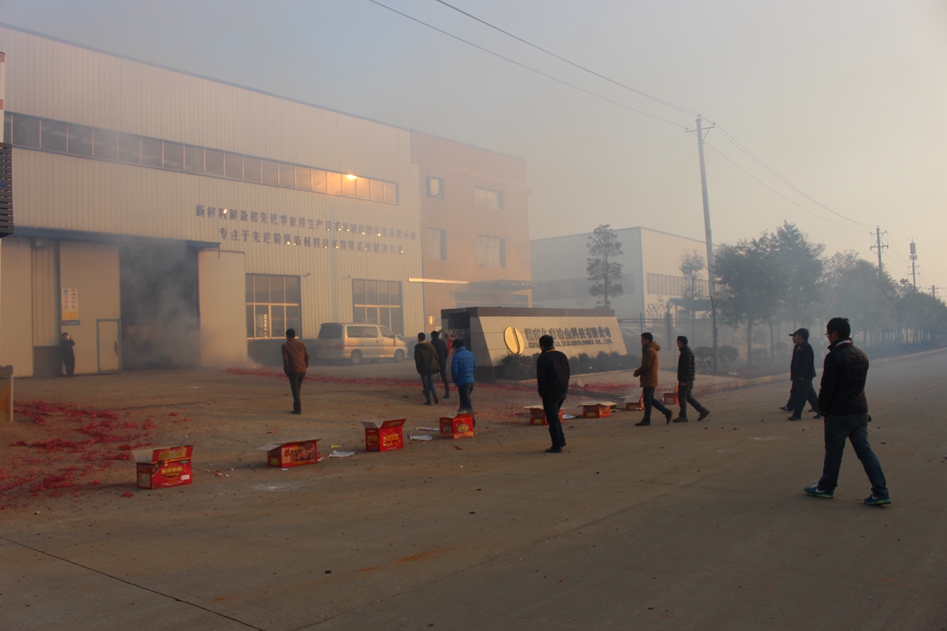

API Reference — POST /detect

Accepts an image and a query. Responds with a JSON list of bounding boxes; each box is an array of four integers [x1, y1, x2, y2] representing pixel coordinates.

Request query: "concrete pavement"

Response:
[[1, 350, 946, 630]]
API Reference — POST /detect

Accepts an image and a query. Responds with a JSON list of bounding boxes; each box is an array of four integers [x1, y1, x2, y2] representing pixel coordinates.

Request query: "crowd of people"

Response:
[[279, 316, 890, 507]]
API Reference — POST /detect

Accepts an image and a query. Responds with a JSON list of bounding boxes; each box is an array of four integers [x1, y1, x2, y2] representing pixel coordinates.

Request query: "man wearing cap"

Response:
[[786, 328, 820, 421]]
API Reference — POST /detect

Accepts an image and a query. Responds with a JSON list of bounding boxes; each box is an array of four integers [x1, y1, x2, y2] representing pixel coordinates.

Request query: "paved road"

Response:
[[1, 350, 945, 630]]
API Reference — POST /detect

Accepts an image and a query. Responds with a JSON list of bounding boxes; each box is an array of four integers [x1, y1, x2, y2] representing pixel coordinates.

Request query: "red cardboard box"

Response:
[[526, 405, 563, 425], [440, 414, 475, 439], [582, 402, 616, 418], [133, 445, 193, 490], [258, 438, 322, 467], [362, 419, 406, 452], [623, 393, 644, 411], [663, 391, 679, 405]]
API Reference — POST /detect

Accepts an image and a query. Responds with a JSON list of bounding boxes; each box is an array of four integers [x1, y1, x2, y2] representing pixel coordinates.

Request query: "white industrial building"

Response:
[[0, 25, 531, 377]]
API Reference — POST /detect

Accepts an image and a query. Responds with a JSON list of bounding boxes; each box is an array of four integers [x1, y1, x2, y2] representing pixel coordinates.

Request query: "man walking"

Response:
[[672, 336, 710, 423], [281, 328, 309, 415], [60, 332, 76, 377], [785, 328, 820, 421], [414, 332, 440, 405], [431, 330, 450, 400], [633, 332, 673, 426], [804, 317, 890, 506], [450, 338, 476, 415], [536, 334, 570, 453]]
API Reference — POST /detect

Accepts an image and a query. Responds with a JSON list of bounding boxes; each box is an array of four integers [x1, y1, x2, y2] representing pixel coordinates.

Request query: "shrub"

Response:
[[694, 346, 714, 372], [718, 345, 739, 370]]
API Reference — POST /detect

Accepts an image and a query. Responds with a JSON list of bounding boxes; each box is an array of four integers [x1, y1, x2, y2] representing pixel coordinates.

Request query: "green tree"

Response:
[[772, 222, 824, 327], [678, 250, 706, 313], [715, 233, 787, 365], [821, 251, 897, 344], [587, 224, 624, 308]]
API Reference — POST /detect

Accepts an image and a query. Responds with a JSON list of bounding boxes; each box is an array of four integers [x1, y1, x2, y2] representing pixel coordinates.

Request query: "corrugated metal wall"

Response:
[[0, 237, 33, 375], [0, 26, 425, 342], [31, 240, 58, 346]]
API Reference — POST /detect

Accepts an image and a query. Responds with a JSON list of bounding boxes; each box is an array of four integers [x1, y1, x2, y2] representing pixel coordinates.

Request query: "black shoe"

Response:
[[787, 415, 802, 421], [544, 446, 562, 453], [423, 401, 432, 406], [664, 410, 673, 424], [635, 419, 651, 426], [672, 417, 688, 423], [291, 410, 301, 415], [779, 406, 792, 411], [813, 413, 822, 419], [434, 397, 439, 404], [444, 393, 450, 399], [697, 410, 710, 422]]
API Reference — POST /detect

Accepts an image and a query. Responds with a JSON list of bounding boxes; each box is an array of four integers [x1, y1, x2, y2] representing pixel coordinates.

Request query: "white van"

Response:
[[313, 323, 407, 365]]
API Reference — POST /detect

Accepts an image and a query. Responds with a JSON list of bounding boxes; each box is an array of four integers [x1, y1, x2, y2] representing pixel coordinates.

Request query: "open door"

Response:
[[97, 319, 121, 372]]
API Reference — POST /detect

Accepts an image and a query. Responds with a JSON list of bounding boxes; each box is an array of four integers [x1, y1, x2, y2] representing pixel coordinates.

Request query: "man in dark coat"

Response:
[[786, 328, 820, 421], [414, 332, 440, 405], [281, 328, 310, 415], [60, 332, 76, 377], [431, 330, 450, 399], [536, 335, 570, 453], [804, 317, 890, 505], [672, 336, 710, 423]]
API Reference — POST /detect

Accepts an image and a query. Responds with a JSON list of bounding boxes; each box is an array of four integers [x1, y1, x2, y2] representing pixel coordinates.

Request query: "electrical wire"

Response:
[[432, 0, 699, 117], [365, 0, 687, 128], [713, 124, 874, 230], [704, 142, 864, 232]]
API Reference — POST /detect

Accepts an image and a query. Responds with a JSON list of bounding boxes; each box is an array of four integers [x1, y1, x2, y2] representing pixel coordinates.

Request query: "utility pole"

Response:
[[933, 286, 937, 299], [870, 226, 888, 275], [909, 240, 917, 289], [687, 115, 718, 371]]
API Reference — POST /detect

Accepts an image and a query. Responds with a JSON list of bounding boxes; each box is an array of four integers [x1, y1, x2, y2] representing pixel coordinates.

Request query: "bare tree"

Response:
[[587, 225, 624, 308]]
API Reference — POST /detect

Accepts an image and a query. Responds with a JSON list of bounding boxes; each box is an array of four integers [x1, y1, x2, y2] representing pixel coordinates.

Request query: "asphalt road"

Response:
[[1, 350, 945, 631]]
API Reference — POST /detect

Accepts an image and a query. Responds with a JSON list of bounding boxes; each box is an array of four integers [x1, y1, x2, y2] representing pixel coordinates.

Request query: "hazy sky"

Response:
[[2, 0, 945, 291]]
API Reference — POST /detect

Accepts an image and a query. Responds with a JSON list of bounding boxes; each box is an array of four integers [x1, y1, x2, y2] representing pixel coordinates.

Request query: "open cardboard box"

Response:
[[361, 419, 406, 452], [440, 413, 475, 439], [581, 401, 617, 418], [133, 445, 193, 489], [257, 438, 322, 467], [525, 405, 563, 425]]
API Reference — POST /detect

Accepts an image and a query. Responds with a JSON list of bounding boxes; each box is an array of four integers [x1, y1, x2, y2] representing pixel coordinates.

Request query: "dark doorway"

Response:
[[120, 244, 200, 369]]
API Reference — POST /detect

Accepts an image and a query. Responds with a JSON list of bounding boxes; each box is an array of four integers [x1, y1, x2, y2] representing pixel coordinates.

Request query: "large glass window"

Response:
[[475, 187, 502, 210], [427, 228, 447, 260], [352, 279, 403, 335], [246, 274, 302, 339], [5, 112, 400, 205], [477, 235, 505, 267]]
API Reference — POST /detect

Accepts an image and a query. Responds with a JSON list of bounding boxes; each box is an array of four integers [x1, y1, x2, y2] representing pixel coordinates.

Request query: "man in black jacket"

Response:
[[786, 328, 821, 421], [431, 331, 450, 399], [673, 336, 710, 423], [804, 317, 890, 505], [536, 335, 570, 454]]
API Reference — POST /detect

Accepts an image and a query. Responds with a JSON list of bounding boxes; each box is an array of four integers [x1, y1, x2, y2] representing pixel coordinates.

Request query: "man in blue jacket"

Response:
[[450, 338, 476, 415], [804, 317, 890, 506]]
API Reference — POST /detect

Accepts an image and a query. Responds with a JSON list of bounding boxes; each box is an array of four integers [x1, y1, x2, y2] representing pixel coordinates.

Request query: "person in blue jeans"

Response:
[[805, 317, 890, 506], [450, 338, 476, 416]]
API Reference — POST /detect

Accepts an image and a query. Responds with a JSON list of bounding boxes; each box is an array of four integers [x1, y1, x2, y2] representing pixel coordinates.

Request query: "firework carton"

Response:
[[362, 419, 406, 452], [133, 445, 193, 490], [526, 405, 563, 425], [581, 402, 616, 418], [258, 438, 322, 467], [624, 395, 644, 411], [440, 413, 475, 439]]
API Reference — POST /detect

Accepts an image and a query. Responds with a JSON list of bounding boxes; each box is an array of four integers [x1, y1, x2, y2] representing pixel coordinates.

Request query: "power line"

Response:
[[432, 0, 699, 117], [713, 125, 874, 230], [704, 142, 864, 232], [365, 0, 687, 128]]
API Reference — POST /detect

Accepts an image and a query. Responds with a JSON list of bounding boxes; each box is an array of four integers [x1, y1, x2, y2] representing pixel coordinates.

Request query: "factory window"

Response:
[[427, 228, 447, 261], [427, 176, 444, 199], [3, 112, 399, 205], [646, 273, 708, 297], [475, 187, 502, 210], [246, 274, 301, 339], [477, 235, 505, 267], [352, 279, 403, 335]]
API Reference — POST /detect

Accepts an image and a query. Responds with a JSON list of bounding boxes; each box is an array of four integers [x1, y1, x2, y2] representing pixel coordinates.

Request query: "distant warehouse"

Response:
[[0, 25, 531, 377]]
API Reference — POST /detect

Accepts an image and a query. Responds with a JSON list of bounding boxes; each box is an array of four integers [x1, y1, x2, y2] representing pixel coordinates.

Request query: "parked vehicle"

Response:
[[313, 323, 407, 365]]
